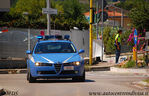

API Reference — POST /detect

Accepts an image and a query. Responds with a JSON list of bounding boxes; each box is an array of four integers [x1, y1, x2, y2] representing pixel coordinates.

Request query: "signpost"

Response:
[[44, 0, 57, 35], [43, 0, 58, 35], [134, 29, 137, 45], [133, 29, 138, 67]]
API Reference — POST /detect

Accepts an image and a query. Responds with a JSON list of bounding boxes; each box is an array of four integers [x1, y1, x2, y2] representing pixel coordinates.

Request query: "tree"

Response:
[[8, 0, 88, 30], [61, 0, 88, 29], [116, 0, 149, 31], [9, 0, 46, 28], [128, 1, 149, 31]]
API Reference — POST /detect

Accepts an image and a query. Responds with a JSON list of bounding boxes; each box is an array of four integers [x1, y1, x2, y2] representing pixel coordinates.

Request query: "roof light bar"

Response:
[[37, 35, 43, 42], [64, 35, 70, 40], [36, 35, 70, 41]]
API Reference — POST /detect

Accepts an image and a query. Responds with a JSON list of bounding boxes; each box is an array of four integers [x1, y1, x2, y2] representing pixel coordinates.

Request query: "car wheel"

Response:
[[72, 70, 85, 82], [27, 72, 29, 81], [28, 72, 36, 83]]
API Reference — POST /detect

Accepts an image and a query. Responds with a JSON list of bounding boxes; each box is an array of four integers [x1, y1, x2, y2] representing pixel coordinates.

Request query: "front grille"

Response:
[[40, 63, 52, 66], [54, 64, 62, 73], [60, 71, 75, 75], [63, 63, 73, 66], [38, 71, 56, 74]]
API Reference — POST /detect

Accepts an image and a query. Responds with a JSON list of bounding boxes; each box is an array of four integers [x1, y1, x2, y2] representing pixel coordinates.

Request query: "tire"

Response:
[[27, 72, 29, 81], [27, 72, 36, 83], [72, 70, 85, 82]]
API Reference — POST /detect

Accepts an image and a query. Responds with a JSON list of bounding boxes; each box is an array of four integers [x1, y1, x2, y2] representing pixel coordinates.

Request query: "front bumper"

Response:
[[29, 64, 84, 78]]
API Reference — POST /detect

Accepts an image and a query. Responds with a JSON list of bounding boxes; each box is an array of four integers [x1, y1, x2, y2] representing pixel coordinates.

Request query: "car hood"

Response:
[[32, 53, 81, 63]]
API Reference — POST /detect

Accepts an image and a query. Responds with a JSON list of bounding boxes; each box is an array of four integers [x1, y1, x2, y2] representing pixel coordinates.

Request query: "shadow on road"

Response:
[[33, 79, 95, 83]]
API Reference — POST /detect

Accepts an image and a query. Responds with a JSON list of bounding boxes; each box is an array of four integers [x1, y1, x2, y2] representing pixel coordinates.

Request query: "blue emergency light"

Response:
[[37, 35, 43, 42], [64, 35, 70, 40], [37, 35, 43, 39], [36, 35, 70, 42], [44, 35, 63, 40]]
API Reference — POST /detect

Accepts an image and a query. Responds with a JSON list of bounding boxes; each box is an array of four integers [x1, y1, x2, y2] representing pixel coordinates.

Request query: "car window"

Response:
[[34, 42, 76, 53]]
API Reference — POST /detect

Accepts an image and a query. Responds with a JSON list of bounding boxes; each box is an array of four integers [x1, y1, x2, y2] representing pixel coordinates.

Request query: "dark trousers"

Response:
[[115, 45, 121, 63]]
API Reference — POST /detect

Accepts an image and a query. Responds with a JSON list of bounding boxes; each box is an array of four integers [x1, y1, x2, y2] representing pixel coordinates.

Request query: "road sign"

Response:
[[134, 29, 137, 45], [42, 8, 57, 14]]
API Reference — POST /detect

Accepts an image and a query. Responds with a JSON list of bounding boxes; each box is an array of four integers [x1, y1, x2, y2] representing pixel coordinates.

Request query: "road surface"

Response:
[[0, 71, 149, 96]]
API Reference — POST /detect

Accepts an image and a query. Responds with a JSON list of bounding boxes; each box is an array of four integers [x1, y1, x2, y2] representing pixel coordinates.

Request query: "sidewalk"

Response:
[[110, 67, 149, 76], [0, 69, 27, 74], [132, 81, 149, 89], [87, 53, 127, 71]]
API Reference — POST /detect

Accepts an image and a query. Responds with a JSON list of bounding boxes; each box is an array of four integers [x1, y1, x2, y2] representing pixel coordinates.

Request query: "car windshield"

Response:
[[34, 42, 76, 53]]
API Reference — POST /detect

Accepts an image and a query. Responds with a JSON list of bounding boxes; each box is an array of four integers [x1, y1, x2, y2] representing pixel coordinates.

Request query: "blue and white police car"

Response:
[[26, 35, 85, 83]]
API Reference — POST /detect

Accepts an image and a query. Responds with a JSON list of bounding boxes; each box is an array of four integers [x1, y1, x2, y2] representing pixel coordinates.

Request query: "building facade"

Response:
[[0, 0, 17, 12]]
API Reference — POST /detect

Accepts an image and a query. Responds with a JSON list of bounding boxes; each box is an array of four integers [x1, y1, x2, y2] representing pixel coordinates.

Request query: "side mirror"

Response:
[[78, 49, 85, 54], [26, 50, 32, 54]]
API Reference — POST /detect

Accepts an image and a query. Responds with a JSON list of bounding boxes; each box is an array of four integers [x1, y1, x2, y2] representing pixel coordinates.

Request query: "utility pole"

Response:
[[101, 0, 104, 61], [121, 8, 124, 27], [96, 0, 99, 39], [47, 0, 51, 35], [28, 28, 31, 50], [89, 0, 93, 65], [23, 12, 30, 51]]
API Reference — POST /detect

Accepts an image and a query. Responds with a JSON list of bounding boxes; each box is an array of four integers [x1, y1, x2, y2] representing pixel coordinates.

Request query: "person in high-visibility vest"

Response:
[[115, 30, 122, 64]]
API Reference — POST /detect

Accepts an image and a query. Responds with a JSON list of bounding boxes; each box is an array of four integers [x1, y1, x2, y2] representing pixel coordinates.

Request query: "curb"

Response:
[[0, 69, 27, 74], [110, 67, 149, 76], [132, 81, 149, 89], [86, 66, 110, 71], [85, 63, 116, 71]]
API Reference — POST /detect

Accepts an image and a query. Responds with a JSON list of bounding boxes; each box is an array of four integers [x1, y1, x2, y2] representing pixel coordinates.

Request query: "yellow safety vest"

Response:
[[115, 34, 121, 43]]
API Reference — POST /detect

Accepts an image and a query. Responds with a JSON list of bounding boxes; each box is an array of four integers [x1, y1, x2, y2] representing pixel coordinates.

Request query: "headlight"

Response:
[[73, 61, 80, 66], [35, 62, 41, 66]]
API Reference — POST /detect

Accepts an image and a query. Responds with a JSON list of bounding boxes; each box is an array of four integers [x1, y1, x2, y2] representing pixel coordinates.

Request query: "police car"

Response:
[[26, 35, 85, 83]]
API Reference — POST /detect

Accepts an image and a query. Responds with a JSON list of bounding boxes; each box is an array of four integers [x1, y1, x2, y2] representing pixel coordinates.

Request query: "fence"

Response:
[[0, 28, 90, 59]]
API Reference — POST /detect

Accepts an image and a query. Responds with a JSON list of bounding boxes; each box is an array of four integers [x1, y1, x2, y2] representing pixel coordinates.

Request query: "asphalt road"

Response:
[[0, 71, 149, 96]]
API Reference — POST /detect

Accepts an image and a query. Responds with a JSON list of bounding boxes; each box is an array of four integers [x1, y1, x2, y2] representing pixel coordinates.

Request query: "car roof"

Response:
[[38, 40, 72, 44]]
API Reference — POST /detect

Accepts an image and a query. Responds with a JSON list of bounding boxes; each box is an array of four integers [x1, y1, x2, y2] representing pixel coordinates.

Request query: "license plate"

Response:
[[64, 66, 74, 70]]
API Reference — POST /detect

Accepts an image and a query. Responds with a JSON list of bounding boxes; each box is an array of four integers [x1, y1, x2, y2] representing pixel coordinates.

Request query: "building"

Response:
[[0, 0, 17, 12], [84, 5, 131, 29]]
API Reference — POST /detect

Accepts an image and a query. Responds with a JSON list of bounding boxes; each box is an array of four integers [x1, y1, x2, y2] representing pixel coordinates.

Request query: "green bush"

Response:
[[144, 79, 149, 83], [101, 27, 132, 54], [122, 60, 136, 68], [103, 27, 116, 54]]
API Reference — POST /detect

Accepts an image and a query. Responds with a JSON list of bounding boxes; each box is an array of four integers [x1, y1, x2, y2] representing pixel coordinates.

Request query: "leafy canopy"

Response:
[[116, 0, 149, 31], [8, 0, 88, 29]]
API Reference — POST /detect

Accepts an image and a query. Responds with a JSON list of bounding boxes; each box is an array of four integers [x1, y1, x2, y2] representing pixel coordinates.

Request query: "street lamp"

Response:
[[22, 12, 31, 51]]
